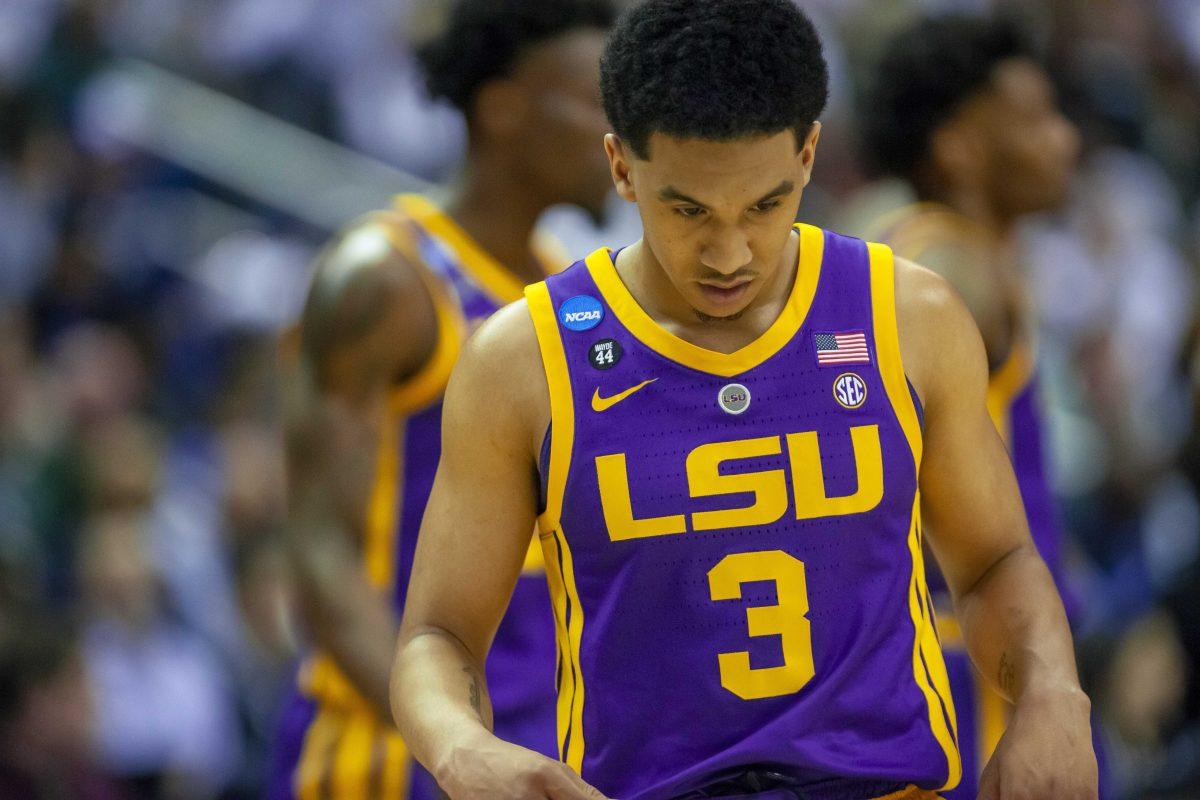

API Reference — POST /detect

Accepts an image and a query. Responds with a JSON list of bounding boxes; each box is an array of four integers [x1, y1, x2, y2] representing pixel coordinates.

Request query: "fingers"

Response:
[[976, 757, 1000, 800], [562, 767, 611, 800], [976, 756, 1098, 800], [545, 763, 612, 800]]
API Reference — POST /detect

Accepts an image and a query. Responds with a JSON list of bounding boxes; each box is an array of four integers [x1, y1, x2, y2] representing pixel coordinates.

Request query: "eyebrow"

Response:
[[657, 180, 796, 209]]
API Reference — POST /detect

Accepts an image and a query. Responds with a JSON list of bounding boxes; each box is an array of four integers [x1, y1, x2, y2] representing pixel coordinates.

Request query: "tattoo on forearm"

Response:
[[999, 651, 1016, 695], [464, 666, 483, 722]]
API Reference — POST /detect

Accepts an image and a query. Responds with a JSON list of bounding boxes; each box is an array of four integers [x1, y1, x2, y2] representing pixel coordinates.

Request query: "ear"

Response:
[[798, 121, 822, 187], [471, 79, 528, 140], [929, 121, 982, 184], [604, 134, 637, 202]]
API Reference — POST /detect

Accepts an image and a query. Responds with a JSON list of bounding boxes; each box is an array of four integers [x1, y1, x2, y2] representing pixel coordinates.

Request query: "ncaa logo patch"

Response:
[[718, 383, 751, 415], [558, 295, 604, 332], [833, 372, 867, 409]]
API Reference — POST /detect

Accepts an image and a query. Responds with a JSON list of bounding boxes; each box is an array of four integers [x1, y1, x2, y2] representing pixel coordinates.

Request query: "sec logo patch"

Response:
[[833, 372, 867, 409]]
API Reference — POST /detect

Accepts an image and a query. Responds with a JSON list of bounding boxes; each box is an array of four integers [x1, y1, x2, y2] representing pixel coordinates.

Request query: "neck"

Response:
[[932, 183, 1019, 244], [446, 153, 549, 284], [622, 231, 800, 342]]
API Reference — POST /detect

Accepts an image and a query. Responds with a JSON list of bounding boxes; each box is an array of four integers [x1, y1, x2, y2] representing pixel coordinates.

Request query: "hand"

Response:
[[435, 731, 611, 800], [977, 685, 1097, 800]]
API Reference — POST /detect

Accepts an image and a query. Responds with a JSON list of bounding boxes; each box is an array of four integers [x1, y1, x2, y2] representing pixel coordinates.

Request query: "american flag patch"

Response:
[[814, 331, 870, 366]]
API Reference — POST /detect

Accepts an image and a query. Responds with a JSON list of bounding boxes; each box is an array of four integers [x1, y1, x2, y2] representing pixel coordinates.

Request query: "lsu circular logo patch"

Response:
[[589, 338, 622, 370], [834, 372, 867, 409], [718, 383, 751, 415], [558, 295, 604, 332]]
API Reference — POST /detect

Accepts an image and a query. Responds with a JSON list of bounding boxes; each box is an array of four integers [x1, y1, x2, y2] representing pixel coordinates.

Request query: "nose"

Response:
[[699, 224, 753, 276], [1054, 113, 1082, 168]]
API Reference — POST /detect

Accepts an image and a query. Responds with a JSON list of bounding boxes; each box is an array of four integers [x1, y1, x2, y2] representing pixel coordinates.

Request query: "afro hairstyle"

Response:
[[861, 15, 1034, 180], [417, 0, 616, 116], [600, 0, 830, 160]]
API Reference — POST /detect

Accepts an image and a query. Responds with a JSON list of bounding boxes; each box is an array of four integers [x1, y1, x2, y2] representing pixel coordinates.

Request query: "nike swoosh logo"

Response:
[[592, 379, 657, 412]]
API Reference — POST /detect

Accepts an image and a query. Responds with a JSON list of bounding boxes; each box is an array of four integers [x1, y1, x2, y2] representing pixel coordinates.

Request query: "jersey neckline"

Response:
[[396, 193, 547, 304], [583, 223, 825, 378]]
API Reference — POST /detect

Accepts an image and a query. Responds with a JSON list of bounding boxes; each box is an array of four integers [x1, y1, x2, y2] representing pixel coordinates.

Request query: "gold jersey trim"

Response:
[[374, 211, 467, 417], [985, 339, 1035, 447], [526, 280, 587, 768], [396, 193, 564, 305], [868, 241, 962, 790], [526, 281, 576, 536], [581, 224, 825, 378], [866, 202, 992, 265], [294, 706, 411, 800], [933, 612, 1011, 777], [870, 201, 1037, 451], [299, 197, 545, 722]]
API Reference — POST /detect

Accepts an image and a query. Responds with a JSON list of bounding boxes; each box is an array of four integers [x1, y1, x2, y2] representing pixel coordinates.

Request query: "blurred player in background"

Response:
[[391, 2, 1096, 799], [270, 1, 615, 798], [855, 15, 1089, 800]]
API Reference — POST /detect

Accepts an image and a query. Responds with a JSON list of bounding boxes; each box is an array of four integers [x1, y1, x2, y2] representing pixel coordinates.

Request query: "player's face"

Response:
[[512, 29, 613, 218], [607, 128, 819, 319], [976, 59, 1080, 217]]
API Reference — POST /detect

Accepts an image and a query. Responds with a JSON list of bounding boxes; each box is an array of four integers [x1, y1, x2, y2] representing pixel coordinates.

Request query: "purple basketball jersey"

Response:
[[270, 196, 558, 800], [866, 202, 1071, 608], [524, 225, 960, 800], [986, 351, 1076, 620], [864, 202, 1098, 800], [391, 197, 559, 754]]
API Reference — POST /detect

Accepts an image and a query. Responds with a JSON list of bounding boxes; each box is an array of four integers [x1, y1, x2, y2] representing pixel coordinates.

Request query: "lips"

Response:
[[697, 280, 752, 309]]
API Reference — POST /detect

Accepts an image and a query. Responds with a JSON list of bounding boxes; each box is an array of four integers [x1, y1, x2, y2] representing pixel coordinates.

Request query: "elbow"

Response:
[[286, 537, 359, 637], [398, 620, 488, 669], [957, 540, 1046, 603]]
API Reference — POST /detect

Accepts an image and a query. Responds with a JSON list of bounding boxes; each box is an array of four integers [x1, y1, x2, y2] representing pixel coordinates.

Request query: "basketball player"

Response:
[[269, 2, 615, 798], [856, 17, 1089, 799], [391, 2, 1097, 799]]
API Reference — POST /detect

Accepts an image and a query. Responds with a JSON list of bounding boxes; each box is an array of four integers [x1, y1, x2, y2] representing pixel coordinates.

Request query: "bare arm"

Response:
[[897, 258, 1096, 799], [907, 237, 1013, 370], [284, 220, 437, 718], [390, 302, 607, 800]]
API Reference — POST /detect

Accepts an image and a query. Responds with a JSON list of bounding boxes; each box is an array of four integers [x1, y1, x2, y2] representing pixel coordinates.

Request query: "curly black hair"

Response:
[[861, 15, 1032, 180], [417, 0, 616, 115], [600, 0, 829, 160]]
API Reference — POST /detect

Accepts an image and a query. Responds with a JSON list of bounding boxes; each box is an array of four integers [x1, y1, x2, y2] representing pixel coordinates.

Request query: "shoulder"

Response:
[[894, 255, 965, 320], [446, 296, 549, 454], [299, 215, 439, 389], [875, 211, 1008, 356], [304, 217, 432, 338], [893, 256, 989, 408], [461, 298, 542, 372]]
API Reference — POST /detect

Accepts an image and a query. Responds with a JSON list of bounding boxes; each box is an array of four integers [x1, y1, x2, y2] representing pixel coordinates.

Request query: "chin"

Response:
[[691, 295, 754, 322]]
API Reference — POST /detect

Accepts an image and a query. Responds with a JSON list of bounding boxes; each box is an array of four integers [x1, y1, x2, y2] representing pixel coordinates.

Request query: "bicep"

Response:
[[285, 228, 438, 550], [916, 241, 1009, 364], [299, 222, 438, 403], [905, 268, 1033, 599], [399, 315, 543, 663]]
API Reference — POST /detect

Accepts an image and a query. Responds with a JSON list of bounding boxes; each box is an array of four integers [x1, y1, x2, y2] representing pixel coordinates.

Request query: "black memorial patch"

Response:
[[589, 338, 622, 370]]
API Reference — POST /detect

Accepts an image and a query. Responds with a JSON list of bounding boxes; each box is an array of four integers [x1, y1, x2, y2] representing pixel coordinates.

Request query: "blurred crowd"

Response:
[[0, 0, 1197, 798]]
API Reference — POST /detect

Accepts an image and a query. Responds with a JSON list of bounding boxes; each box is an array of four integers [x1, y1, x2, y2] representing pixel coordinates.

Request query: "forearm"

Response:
[[288, 507, 399, 718], [954, 542, 1085, 706], [391, 626, 495, 781]]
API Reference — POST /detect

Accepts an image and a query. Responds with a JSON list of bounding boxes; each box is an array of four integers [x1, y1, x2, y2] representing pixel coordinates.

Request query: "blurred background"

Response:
[[0, 0, 1197, 798]]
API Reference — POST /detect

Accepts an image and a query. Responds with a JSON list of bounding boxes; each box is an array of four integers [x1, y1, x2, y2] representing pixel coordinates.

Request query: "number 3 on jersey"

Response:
[[708, 550, 815, 700]]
